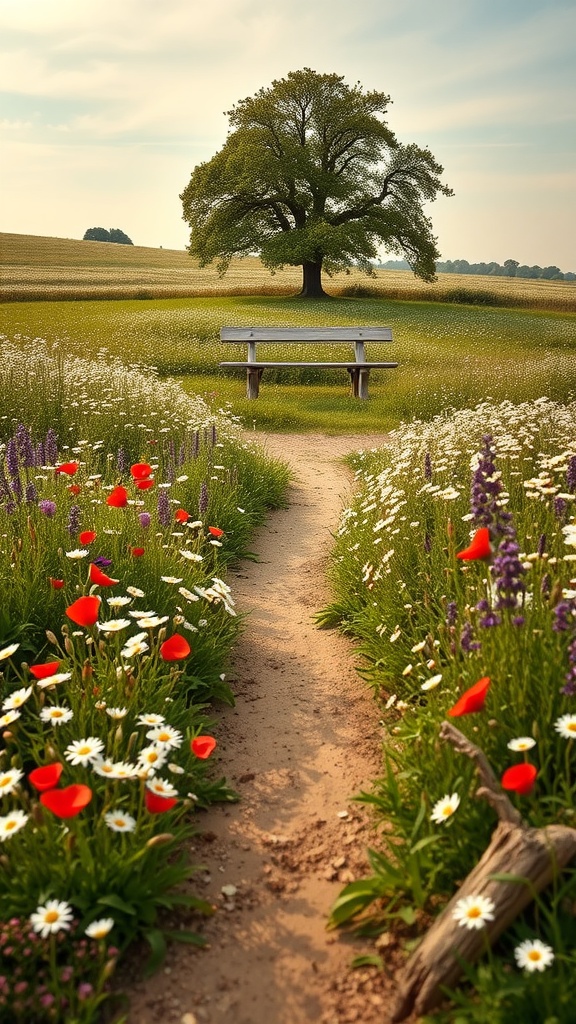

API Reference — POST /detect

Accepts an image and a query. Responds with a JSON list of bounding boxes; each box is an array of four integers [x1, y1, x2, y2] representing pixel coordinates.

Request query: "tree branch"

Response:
[[439, 721, 522, 825]]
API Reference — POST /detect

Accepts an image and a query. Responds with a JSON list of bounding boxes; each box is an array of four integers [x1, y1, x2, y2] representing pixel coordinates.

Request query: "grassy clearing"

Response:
[[2, 232, 576, 312], [2, 294, 575, 434]]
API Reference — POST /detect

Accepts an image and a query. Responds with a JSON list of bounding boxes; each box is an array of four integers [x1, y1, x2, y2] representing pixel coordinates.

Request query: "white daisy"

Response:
[[168, 762, 185, 775], [421, 674, 442, 691], [104, 809, 136, 832], [92, 759, 117, 778], [179, 550, 203, 562], [30, 900, 73, 937], [0, 709, 21, 727], [136, 744, 167, 772], [0, 808, 28, 841], [137, 712, 165, 727], [554, 714, 576, 740], [430, 793, 460, 824], [85, 918, 114, 940], [146, 725, 183, 749], [121, 638, 149, 658], [514, 938, 554, 972], [65, 736, 105, 766], [65, 549, 89, 560], [96, 618, 131, 633], [178, 587, 199, 602], [146, 777, 179, 799], [2, 686, 33, 711], [0, 643, 19, 661], [106, 707, 128, 719], [110, 760, 138, 779], [161, 577, 184, 585], [36, 672, 73, 690], [452, 894, 496, 930], [39, 705, 74, 726], [126, 586, 145, 598], [132, 615, 169, 629], [0, 768, 24, 797], [507, 737, 536, 752], [107, 596, 132, 608]]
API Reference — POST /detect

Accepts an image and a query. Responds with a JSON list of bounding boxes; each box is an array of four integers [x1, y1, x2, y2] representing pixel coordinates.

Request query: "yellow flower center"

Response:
[[78, 745, 91, 755], [45, 911, 59, 924], [113, 818, 125, 828], [442, 805, 454, 816], [0, 778, 10, 788], [5, 820, 16, 831], [568, 723, 576, 733], [467, 906, 481, 919], [528, 950, 542, 962], [158, 732, 169, 742], [52, 710, 64, 718]]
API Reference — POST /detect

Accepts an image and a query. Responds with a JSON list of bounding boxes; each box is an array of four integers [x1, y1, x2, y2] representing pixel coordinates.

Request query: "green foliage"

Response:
[[83, 228, 133, 245], [181, 68, 452, 292]]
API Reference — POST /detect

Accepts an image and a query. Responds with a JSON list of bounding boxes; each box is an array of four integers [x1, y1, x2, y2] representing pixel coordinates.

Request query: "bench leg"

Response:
[[348, 368, 370, 399], [246, 368, 264, 399]]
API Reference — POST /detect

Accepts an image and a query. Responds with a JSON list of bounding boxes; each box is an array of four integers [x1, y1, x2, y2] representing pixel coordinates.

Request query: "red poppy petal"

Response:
[[55, 462, 79, 476], [66, 595, 101, 627], [106, 486, 128, 508], [131, 547, 145, 557], [175, 509, 190, 523], [79, 531, 97, 544], [191, 736, 217, 759], [208, 526, 224, 538], [456, 527, 492, 561], [130, 463, 153, 480], [501, 763, 537, 796], [159, 634, 191, 661], [89, 563, 120, 586], [40, 784, 92, 818], [447, 676, 491, 717], [29, 661, 61, 679], [136, 479, 154, 490], [145, 790, 178, 814], [29, 763, 64, 792], [50, 578, 65, 589], [68, 484, 81, 496]]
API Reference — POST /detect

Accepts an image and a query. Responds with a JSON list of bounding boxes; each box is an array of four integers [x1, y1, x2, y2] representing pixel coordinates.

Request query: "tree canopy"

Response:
[[180, 68, 453, 297], [83, 227, 133, 244]]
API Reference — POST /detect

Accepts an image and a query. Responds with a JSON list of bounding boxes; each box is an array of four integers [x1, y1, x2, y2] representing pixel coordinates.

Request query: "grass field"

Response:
[[2, 232, 576, 312]]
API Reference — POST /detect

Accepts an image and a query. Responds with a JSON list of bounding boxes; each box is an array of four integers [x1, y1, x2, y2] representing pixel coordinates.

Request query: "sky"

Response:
[[1, 0, 575, 270]]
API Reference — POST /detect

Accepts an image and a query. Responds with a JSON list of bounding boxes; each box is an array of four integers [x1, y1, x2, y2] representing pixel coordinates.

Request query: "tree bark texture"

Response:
[[299, 260, 327, 298], [391, 722, 576, 1022]]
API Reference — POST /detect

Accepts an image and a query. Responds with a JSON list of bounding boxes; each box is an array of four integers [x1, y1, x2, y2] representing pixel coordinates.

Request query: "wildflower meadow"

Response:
[[0, 338, 289, 1022], [324, 397, 576, 1020]]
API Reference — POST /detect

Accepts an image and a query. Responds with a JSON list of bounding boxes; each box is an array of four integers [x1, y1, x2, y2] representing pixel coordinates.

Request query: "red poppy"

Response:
[[68, 484, 81, 496], [66, 595, 101, 627], [208, 526, 224, 538], [175, 509, 190, 523], [191, 735, 217, 760], [55, 461, 79, 476], [29, 660, 61, 679], [145, 789, 178, 814], [89, 563, 119, 586], [135, 479, 154, 490], [501, 762, 537, 796], [29, 762, 63, 792], [131, 547, 145, 557], [79, 530, 97, 545], [130, 462, 153, 480], [40, 783, 93, 819], [50, 578, 65, 589], [447, 676, 491, 717], [106, 486, 128, 508], [456, 527, 491, 561], [159, 634, 191, 661]]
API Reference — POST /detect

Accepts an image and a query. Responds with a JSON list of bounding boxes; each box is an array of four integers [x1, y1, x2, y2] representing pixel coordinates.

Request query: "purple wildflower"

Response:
[[116, 447, 130, 475], [423, 532, 432, 553], [424, 452, 432, 481], [67, 504, 81, 536], [10, 475, 22, 501], [93, 555, 112, 568], [541, 573, 551, 597], [44, 428, 58, 464], [35, 442, 45, 466], [537, 533, 547, 557], [6, 438, 19, 478], [567, 455, 576, 493], [476, 599, 502, 628], [554, 496, 567, 520], [469, 434, 512, 540], [157, 489, 171, 527], [138, 511, 151, 529], [553, 600, 575, 633], [198, 481, 209, 515], [38, 499, 57, 518], [25, 481, 38, 504], [446, 601, 458, 626], [491, 533, 526, 613], [460, 622, 481, 652], [562, 635, 576, 696], [16, 425, 34, 468]]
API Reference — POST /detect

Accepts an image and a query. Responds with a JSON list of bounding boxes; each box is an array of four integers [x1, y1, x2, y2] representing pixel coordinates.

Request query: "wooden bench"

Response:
[[219, 327, 398, 399]]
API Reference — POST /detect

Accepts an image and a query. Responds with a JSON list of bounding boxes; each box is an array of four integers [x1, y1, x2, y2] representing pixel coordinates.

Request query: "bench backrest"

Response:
[[220, 326, 392, 364]]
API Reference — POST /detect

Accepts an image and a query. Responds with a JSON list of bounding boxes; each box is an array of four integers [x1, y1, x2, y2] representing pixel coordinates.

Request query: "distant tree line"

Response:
[[378, 257, 575, 281], [83, 228, 133, 245]]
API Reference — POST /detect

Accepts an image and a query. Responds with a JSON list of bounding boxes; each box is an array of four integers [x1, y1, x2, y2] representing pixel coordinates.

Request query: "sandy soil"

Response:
[[126, 433, 414, 1024]]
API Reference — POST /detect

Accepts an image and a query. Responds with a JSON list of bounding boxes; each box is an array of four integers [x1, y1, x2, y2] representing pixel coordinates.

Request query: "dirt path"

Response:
[[127, 433, 407, 1024]]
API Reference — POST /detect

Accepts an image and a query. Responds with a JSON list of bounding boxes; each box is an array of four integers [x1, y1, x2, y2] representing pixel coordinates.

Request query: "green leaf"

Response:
[[351, 954, 384, 969], [143, 928, 168, 976], [97, 893, 136, 915], [163, 928, 208, 947], [410, 835, 440, 856], [328, 879, 386, 927], [488, 872, 531, 886]]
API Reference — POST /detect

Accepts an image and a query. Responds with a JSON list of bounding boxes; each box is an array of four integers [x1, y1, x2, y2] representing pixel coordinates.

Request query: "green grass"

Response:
[[2, 294, 575, 433]]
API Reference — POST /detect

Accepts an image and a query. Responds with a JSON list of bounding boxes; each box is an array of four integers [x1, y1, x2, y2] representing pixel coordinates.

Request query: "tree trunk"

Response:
[[299, 260, 327, 298]]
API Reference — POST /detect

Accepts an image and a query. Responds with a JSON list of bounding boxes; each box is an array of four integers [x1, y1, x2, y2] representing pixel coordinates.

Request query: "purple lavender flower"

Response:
[[561, 635, 576, 696], [4, 500, 16, 515], [553, 599, 574, 632], [67, 504, 81, 535], [491, 533, 526, 613], [116, 447, 130, 475], [25, 481, 38, 504], [157, 488, 171, 527], [198, 481, 209, 515], [138, 511, 151, 529], [476, 599, 502, 629], [44, 428, 58, 465], [35, 442, 45, 466], [6, 438, 19, 478], [567, 455, 576, 493], [469, 434, 512, 540], [554, 496, 567, 520], [460, 622, 481, 652], [537, 533, 547, 557], [38, 500, 57, 518], [541, 573, 551, 597], [446, 601, 458, 626], [16, 424, 34, 468], [10, 475, 22, 501], [93, 555, 112, 568], [424, 452, 432, 481]]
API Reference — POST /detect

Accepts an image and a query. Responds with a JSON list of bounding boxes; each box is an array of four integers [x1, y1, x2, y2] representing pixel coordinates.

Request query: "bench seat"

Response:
[[219, 361, 398, 369]]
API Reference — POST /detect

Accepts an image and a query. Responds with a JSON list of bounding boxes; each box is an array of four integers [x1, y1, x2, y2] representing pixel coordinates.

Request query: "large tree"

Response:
[[181, 69, 453, 298]]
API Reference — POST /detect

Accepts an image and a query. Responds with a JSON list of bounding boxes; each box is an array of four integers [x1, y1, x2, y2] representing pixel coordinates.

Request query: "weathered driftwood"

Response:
[[391, 721, 576, 1022]]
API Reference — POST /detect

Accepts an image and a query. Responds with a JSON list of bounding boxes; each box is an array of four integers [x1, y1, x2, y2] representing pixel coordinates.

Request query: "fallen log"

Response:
[[391, 720, 576, 1022]]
